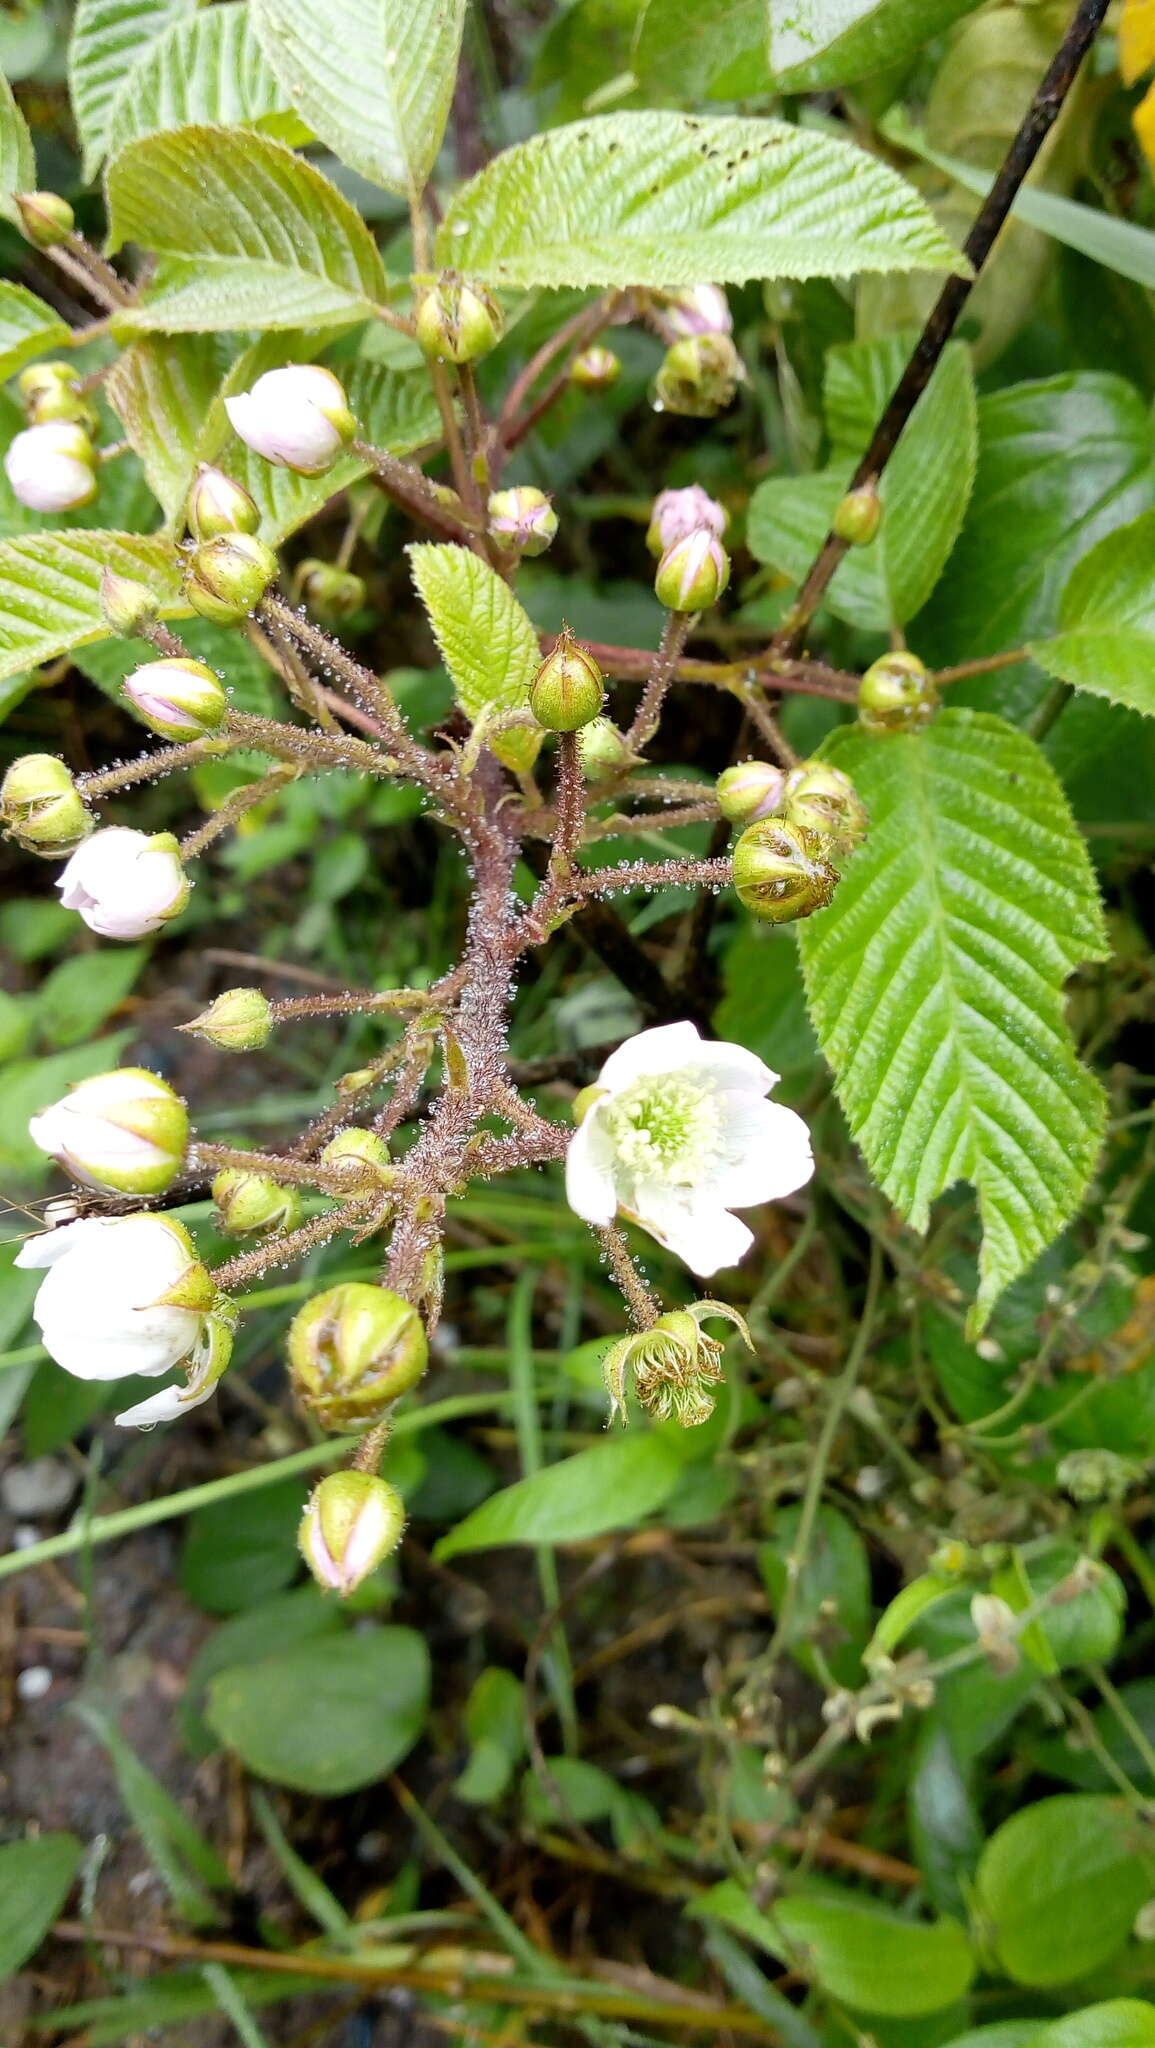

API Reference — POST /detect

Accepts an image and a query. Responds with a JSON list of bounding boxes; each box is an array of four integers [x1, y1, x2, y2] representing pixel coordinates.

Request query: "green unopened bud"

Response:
[[414, 274, 503, 364], [654, 530, 730, 613], [529, 629, 605, 732], [17, 361, 94, 431], [187, 464, 260, 541], [180, 987, 273, 1051], [487, 486, 557, 558], [299, 1470, 405, 1596], [1057, 1448, 1142, 1505], [716, 760, 786, 827], [832, 483, 882, 547], [781, 760, 867, 856], [99, 567, 160, 639], [123, 656, 227, 741], [319, 1127, 396, 1191], [1, 753, 92, 857], [858, 651, 937, 734], [570, 345, 621, 392], [17, 362, 76, 405], [578, 717, 636, 780], [184, 532, 277, 624], [15, 191, 74, 248], [289, 1281, 428, 1430], [295, 559, 367, 625], [336, 1063, 378, 1098], [653, 333, 743, 418], [732, 818, 838, 925], [212, 1169, 302, 1237]]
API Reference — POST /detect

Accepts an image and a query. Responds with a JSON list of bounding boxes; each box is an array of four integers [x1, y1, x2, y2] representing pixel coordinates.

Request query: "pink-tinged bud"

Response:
[[183, 532, 278, 624], [5, 421, 96, 511], [781, 759, 867, 855], [1, 754, 91, 857], [529, 629, 605, 731], [653, 333, 743, 417], [656, 284, 732, 339], [299, 1471, 406, 1596], [570, 345, 620, 392], [180, 986, 272, 1051], [319, 1128, 395, 1190], [212, 1169, 302, 1237], [14, 191, 74, 248], [56, 827, 189, 940], [732, 819, 838, 925], [646, 484, 728, 558], [487, 486, 558, 558], [30, 1068, 188, 1196], [122, 657, 227, 741], [654, 529, 730, 612], [832, 483, 882, 548], [224, 365, 355, 476], [414, 274, 502, 364], [858, 651, 937, 734], [295, 559, 367, 624], [99, 567, 160, 638], [187, 464, 260, 540], [716, 759, 786, 826], [289, 1281, 428, 1430]]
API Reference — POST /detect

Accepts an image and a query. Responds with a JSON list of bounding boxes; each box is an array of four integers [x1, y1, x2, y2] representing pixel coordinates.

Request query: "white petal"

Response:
[[629, 1183, 754, 1276], [115, 1374, 217, 1427], [14, 1218, 102, 1269], [597, 1021, 704, 1095], [685, 1042, 779, 1097], [224, 392, 277, 463], [708, 1097, 814, 1208], [564, 1109, 619, 1226]]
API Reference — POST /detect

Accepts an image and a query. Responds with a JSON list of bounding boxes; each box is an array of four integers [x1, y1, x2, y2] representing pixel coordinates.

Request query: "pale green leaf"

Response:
[[975, 1796, 1155, 1987], [436, 112, 965, 290], [631, 0, 768, 104], [206, 1628, 430, 1794], [0, 530, 183, 680], [106, 333, 230, 522], [69, 0, 196, 179], [769, 0, 980, 89], [435, 1434, 687, 1559], [0, 283, 71, 381], [0, 1835, 83, 1982], [251, 0, 466, 200], [105, 3, 293, 158], [1032, 2004, 1155, 2048], [747, 333, 976, 630], [0, 68, 35, 217], [106, 126, 387, 333], [408, 541, 543, 774], [1029, 510, 1155, 719], [694, 1882, 975, 2016], [798, 711, 1108, 1331]]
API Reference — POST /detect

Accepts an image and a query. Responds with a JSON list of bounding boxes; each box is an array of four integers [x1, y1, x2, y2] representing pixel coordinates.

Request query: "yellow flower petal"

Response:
[[1122, 0, 1155, 86]]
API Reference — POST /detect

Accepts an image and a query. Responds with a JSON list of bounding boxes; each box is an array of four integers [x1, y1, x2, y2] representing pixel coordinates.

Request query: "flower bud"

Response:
[[781, 760, 867, 855], [579, 716, 636, 780], [99, 566, 160, 638], [224, 365, 355, 475], [732, 818, 838, 925], [646, 484, 727, 558], [299, 1470, 405, 1596], [1056, 1448, 1142, 1505], [858, 650, 937, 734], [5, 420, 96, 512], [655, 530, 730, 613], [414, 274, 502, 364], [529, 629, 605, 732], [212, 1168, 302, 1237], [1, 753, 91, 857], [319, 1128, 395, 1191], [187, 464, 260, 541], [183, 532, 278, 624], [57, 827, 189, 940], [29, 1067, 188, 1196], [657, 284, 733, 339], [181, 986, 273, 1051], [716, 759, 786, 827], [653, 333, 743, 417], [14, 191, 74, 248], [17, 362, 93, 429], [288, 1281, 428, 1430], [570, 345, 620, 392], [832, 483, 882, 548], [295, 559, 367, 625], [122, 656, 227, 741], [487, 486, 557, 558]]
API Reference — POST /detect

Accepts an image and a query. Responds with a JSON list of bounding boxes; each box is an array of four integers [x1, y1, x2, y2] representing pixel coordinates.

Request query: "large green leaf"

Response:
[[435, 1433, 688, 1560], [0, 1835, 83, 1982], [974, 1796, 1155, 1988], [408, 541, 543, 774], [105, 3, 293, 157], [251, 0, 466, 200], [772, 1897, 974, 2017], [0, 283, 71, 381], [69, 0, 196, 178], [0, 69, 35, 217], [798, 711, 1108, 1331], [1030, 510, 1155, 720], [747, 334, 976, 630], [106, 333, 230, 522], [768, 0, 981, 87], [0, 530, 183, 680], [206, 1628, 430, 1794], [106, 126, 388, 333], [436, 112, 965, 290]]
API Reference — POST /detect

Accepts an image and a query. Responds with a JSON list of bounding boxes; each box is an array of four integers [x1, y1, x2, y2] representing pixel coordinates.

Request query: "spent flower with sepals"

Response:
[[602, 1299, 752, 1426]]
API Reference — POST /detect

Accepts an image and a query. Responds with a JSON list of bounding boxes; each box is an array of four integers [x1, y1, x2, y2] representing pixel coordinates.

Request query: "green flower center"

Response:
[[606, 1074, 721, 1186]]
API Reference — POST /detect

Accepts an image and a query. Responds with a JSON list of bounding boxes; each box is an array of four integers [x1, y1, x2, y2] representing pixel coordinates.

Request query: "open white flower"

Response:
[[15, 1214, 233, 1427], [56, 826, 189, 939], [565, 1021, 813, 1276], [224, 365, 354, 475]]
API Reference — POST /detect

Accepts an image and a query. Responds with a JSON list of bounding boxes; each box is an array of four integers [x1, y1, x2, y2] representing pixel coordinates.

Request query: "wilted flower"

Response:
[[29, 1068, 188, 1196], [5, 421, 96, 511], [183, 532, 278, 624], [225, 364, 355, 475], [653, 333, 743, 417], [858, 651, 937, 733], [780, 760, 867, 856], [566, 1021, 813, 1276], [56, 827, 189, 939], [646, 484, 727, 557], [602, 1299, 752, 1426], [299, 1471, 406, 1596], [732, 818, 838, 924], [122, 657, 227, 742]]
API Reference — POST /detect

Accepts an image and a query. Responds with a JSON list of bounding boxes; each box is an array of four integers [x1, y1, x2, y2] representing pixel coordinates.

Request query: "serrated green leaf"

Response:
[[0, 69, 35, 219], [1029, 509, 1155, 719], [106, 333, 230, 521], [106, 126, 387, 333], [799, 710, 1108, 1331], [768, 0, 981, 89], [435, 1433, 688, 1559], [436, 111, 965, 289], [252, 0, 465, 200], [0, 283, 71, 381], [0, 530, 183, 680], [105, 3, 293, 158], [69, 0, 196, 179], [408, 541, 543, 774], [747, 333, 976, 630]]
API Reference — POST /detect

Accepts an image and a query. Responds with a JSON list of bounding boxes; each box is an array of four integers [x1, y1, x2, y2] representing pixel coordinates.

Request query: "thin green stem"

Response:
[[509, 1267, 579, 1751]]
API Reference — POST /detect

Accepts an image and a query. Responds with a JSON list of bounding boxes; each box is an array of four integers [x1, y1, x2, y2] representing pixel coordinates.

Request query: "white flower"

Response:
[[15, 1214, 233, 1427], [224, 365, 354, 475], [56, 827, 189, 940], [565, 1021, 813, 1277], [4, 420, 97, 512], [663, 285, 733, 337], [29, 1067, 188, 1196]]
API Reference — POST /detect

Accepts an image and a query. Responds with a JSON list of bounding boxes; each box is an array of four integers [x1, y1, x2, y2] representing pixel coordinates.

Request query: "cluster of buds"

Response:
[[5, 362, 99, 513], [30, 1068, 188, 1196], [488, 486, 557, 558], [718, 753, 867, 924], [299, 1470, 405, 1596], [858, 650, 938, 734], [288, 1281, 428, 1431], [649, 485, 731, 615], [529, 628, 605, 731], [601, 1300, 751, 1427], [414, 273, 503, 364]]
